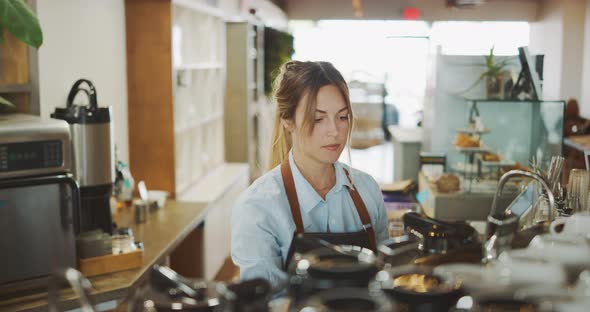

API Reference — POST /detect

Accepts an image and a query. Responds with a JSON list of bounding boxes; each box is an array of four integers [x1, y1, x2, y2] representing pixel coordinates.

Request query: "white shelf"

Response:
[[172, 0, 225, 19], [455, 145, 489, 153], [455, 127, 491, 134], [174, 113, 223, 132], [177, 162, 249, 202], [201, 112, 224, 125], [171, 0, 226, 189], [480, 159, 516, 167], [175, 62, 224, 70]]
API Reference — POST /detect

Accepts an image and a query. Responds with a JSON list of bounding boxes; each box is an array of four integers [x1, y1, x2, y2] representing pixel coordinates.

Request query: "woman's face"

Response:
[[287, 84, 350, 166]]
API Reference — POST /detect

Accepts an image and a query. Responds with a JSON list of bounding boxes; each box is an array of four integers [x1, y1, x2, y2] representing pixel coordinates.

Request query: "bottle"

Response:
[[113, 145, 135, 207]]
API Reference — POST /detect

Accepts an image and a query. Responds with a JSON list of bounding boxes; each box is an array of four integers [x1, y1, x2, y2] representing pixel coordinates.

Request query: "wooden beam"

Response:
[[125, 0, 177, 196]]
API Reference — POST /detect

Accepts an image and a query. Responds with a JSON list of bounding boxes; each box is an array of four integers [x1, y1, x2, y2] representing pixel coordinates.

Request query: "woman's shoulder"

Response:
[[233, 165, 291, 226], [235, 165, 286, 207]]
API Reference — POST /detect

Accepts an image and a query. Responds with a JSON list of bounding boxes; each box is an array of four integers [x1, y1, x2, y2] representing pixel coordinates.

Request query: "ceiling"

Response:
[[281, 0, 540, 22]]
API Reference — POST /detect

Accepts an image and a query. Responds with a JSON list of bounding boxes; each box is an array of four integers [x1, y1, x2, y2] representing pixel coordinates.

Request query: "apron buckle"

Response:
[[362, 223, 372, 231]]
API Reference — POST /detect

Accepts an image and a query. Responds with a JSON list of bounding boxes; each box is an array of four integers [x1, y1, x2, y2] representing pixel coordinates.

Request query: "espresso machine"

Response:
[[52, 79, 115, 234]]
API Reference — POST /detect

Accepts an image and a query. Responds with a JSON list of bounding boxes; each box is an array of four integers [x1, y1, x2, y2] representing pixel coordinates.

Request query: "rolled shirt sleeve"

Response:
[[231, 178, 290, 289]]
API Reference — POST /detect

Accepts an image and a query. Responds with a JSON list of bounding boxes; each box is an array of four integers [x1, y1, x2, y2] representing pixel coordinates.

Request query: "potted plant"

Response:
[[0, 0, 43, 110], [455, 47, 513, 100], [482, 47, 511, 99]]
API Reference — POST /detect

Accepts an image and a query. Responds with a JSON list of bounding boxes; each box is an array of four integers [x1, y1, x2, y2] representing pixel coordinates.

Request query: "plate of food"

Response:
[[455, 145, 489, 153], [455, 127, 491, 134], [453, 133, 488, 153], [479, 153, 516, 167]]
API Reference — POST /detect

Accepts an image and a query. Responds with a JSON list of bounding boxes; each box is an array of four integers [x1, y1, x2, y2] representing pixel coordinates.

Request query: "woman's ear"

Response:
[[281, 118, 295, 133]]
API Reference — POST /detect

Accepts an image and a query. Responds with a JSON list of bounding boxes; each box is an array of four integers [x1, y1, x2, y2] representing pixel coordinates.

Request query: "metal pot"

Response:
[[453, 292, 538, 312], [296, 287, 393, 312], [377, 213, 483, 268], [372, 266, 464, 312], [131, 265, 271, 312], [288, 245, 379, 304]]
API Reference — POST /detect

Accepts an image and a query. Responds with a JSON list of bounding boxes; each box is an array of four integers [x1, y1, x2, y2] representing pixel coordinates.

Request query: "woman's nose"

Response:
[[326, 118, 339, 136]]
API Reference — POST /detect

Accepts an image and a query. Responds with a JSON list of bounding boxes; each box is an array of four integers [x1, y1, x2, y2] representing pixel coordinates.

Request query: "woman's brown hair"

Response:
[[268, 61, 354, 169]]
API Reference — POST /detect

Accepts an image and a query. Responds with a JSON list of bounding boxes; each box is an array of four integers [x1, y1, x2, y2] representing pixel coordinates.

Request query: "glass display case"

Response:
[[448, 99, 565, 176]]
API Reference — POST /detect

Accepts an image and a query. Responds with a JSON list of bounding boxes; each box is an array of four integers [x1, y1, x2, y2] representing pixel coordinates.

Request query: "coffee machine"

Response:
[[52, 79, 115, 234]]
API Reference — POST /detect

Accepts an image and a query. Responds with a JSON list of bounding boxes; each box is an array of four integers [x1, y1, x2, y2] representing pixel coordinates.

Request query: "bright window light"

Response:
[[287, 20, 530, 127]]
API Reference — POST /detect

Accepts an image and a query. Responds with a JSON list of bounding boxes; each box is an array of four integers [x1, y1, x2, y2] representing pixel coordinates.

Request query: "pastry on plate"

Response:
[[482, 152, 500, 162], [454, 133, 480, 148], [434, 173, 460, 193]]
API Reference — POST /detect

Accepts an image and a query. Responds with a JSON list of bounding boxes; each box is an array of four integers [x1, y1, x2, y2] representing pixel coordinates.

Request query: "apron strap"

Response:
[[280, 157, 377, 251], [344, 169, 377, 251], [281, 158, 305, 234]]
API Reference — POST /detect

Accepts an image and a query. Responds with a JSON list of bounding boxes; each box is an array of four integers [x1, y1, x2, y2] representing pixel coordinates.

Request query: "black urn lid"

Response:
[[51, 78, 111, 124]]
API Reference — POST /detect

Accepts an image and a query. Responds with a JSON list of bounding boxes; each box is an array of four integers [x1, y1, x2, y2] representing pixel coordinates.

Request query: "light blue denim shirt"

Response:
[[231, 151, 389, 289]]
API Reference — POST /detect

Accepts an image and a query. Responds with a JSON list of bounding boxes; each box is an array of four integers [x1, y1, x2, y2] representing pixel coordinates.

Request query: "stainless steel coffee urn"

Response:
[[51, 79, 115, 234]]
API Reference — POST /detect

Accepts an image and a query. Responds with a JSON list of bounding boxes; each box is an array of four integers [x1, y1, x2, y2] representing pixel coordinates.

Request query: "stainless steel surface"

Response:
[[0, 174, 78, 286], [70, 123, 114, 187], [134, 202, 147, 224], [489, 170, 556, 219], [48, 268, 95, 312], [483, 214, 518, 262], [485, 170, 555, 262], [547, 156, 564, 193], [0, 114, 71, 178]]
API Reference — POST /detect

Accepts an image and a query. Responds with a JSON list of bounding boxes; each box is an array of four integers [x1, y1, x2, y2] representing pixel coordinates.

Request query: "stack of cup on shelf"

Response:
[[567, 169, 590, 215]]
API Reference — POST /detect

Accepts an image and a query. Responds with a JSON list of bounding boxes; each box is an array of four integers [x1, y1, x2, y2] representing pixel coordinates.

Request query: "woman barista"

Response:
[[231, 61, 389, 289]]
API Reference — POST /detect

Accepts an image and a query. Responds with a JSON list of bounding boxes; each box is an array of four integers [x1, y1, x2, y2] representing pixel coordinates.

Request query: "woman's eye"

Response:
[[314, 118, 323, 123], [339, 115, 349, 120]]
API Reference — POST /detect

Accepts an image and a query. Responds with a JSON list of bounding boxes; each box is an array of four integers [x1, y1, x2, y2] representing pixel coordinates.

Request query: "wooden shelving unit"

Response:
[[125, 0, 226, 197], [0, 0, 40, 115], [126, 2, 251, 280], [224, 20, 271, 181]]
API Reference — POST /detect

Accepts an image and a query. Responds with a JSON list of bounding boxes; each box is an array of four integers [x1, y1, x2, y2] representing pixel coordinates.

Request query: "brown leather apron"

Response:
[[281, 158, 376, 270]]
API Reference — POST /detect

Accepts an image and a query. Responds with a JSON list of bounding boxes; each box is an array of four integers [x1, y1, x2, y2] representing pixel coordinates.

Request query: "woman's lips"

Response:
[[323, 144, 340, 151]]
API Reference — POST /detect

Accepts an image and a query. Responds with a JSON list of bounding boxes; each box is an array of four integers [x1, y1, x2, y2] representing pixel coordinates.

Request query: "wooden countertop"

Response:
[[564, 134, 590, 151], [0, 200, 209, 312]]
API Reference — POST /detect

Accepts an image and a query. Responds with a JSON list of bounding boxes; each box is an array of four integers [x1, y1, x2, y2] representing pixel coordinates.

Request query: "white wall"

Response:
[[560, 0, 586, 102], [35, 0, 287, 166], [37, 0, 129, 163], [529, 0, 563, 101], [581, 0, 590, 117], [529, 0, 586, 102]]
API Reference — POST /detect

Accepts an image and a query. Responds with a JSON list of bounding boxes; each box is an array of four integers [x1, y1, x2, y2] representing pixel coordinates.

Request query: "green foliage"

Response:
[[456, 47, 512, 96], [483, 47, 509, 78], [264, 27, 294, 95], [0, 0, 43, 48]]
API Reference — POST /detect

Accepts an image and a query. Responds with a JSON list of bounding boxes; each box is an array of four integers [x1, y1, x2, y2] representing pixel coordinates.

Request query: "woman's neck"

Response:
[[292, 149, 336, 198]]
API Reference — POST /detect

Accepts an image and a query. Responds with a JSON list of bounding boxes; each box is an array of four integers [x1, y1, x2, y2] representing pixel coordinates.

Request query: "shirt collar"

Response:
[[334, 161, 354, 192], [288, 151, 353, 214]]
